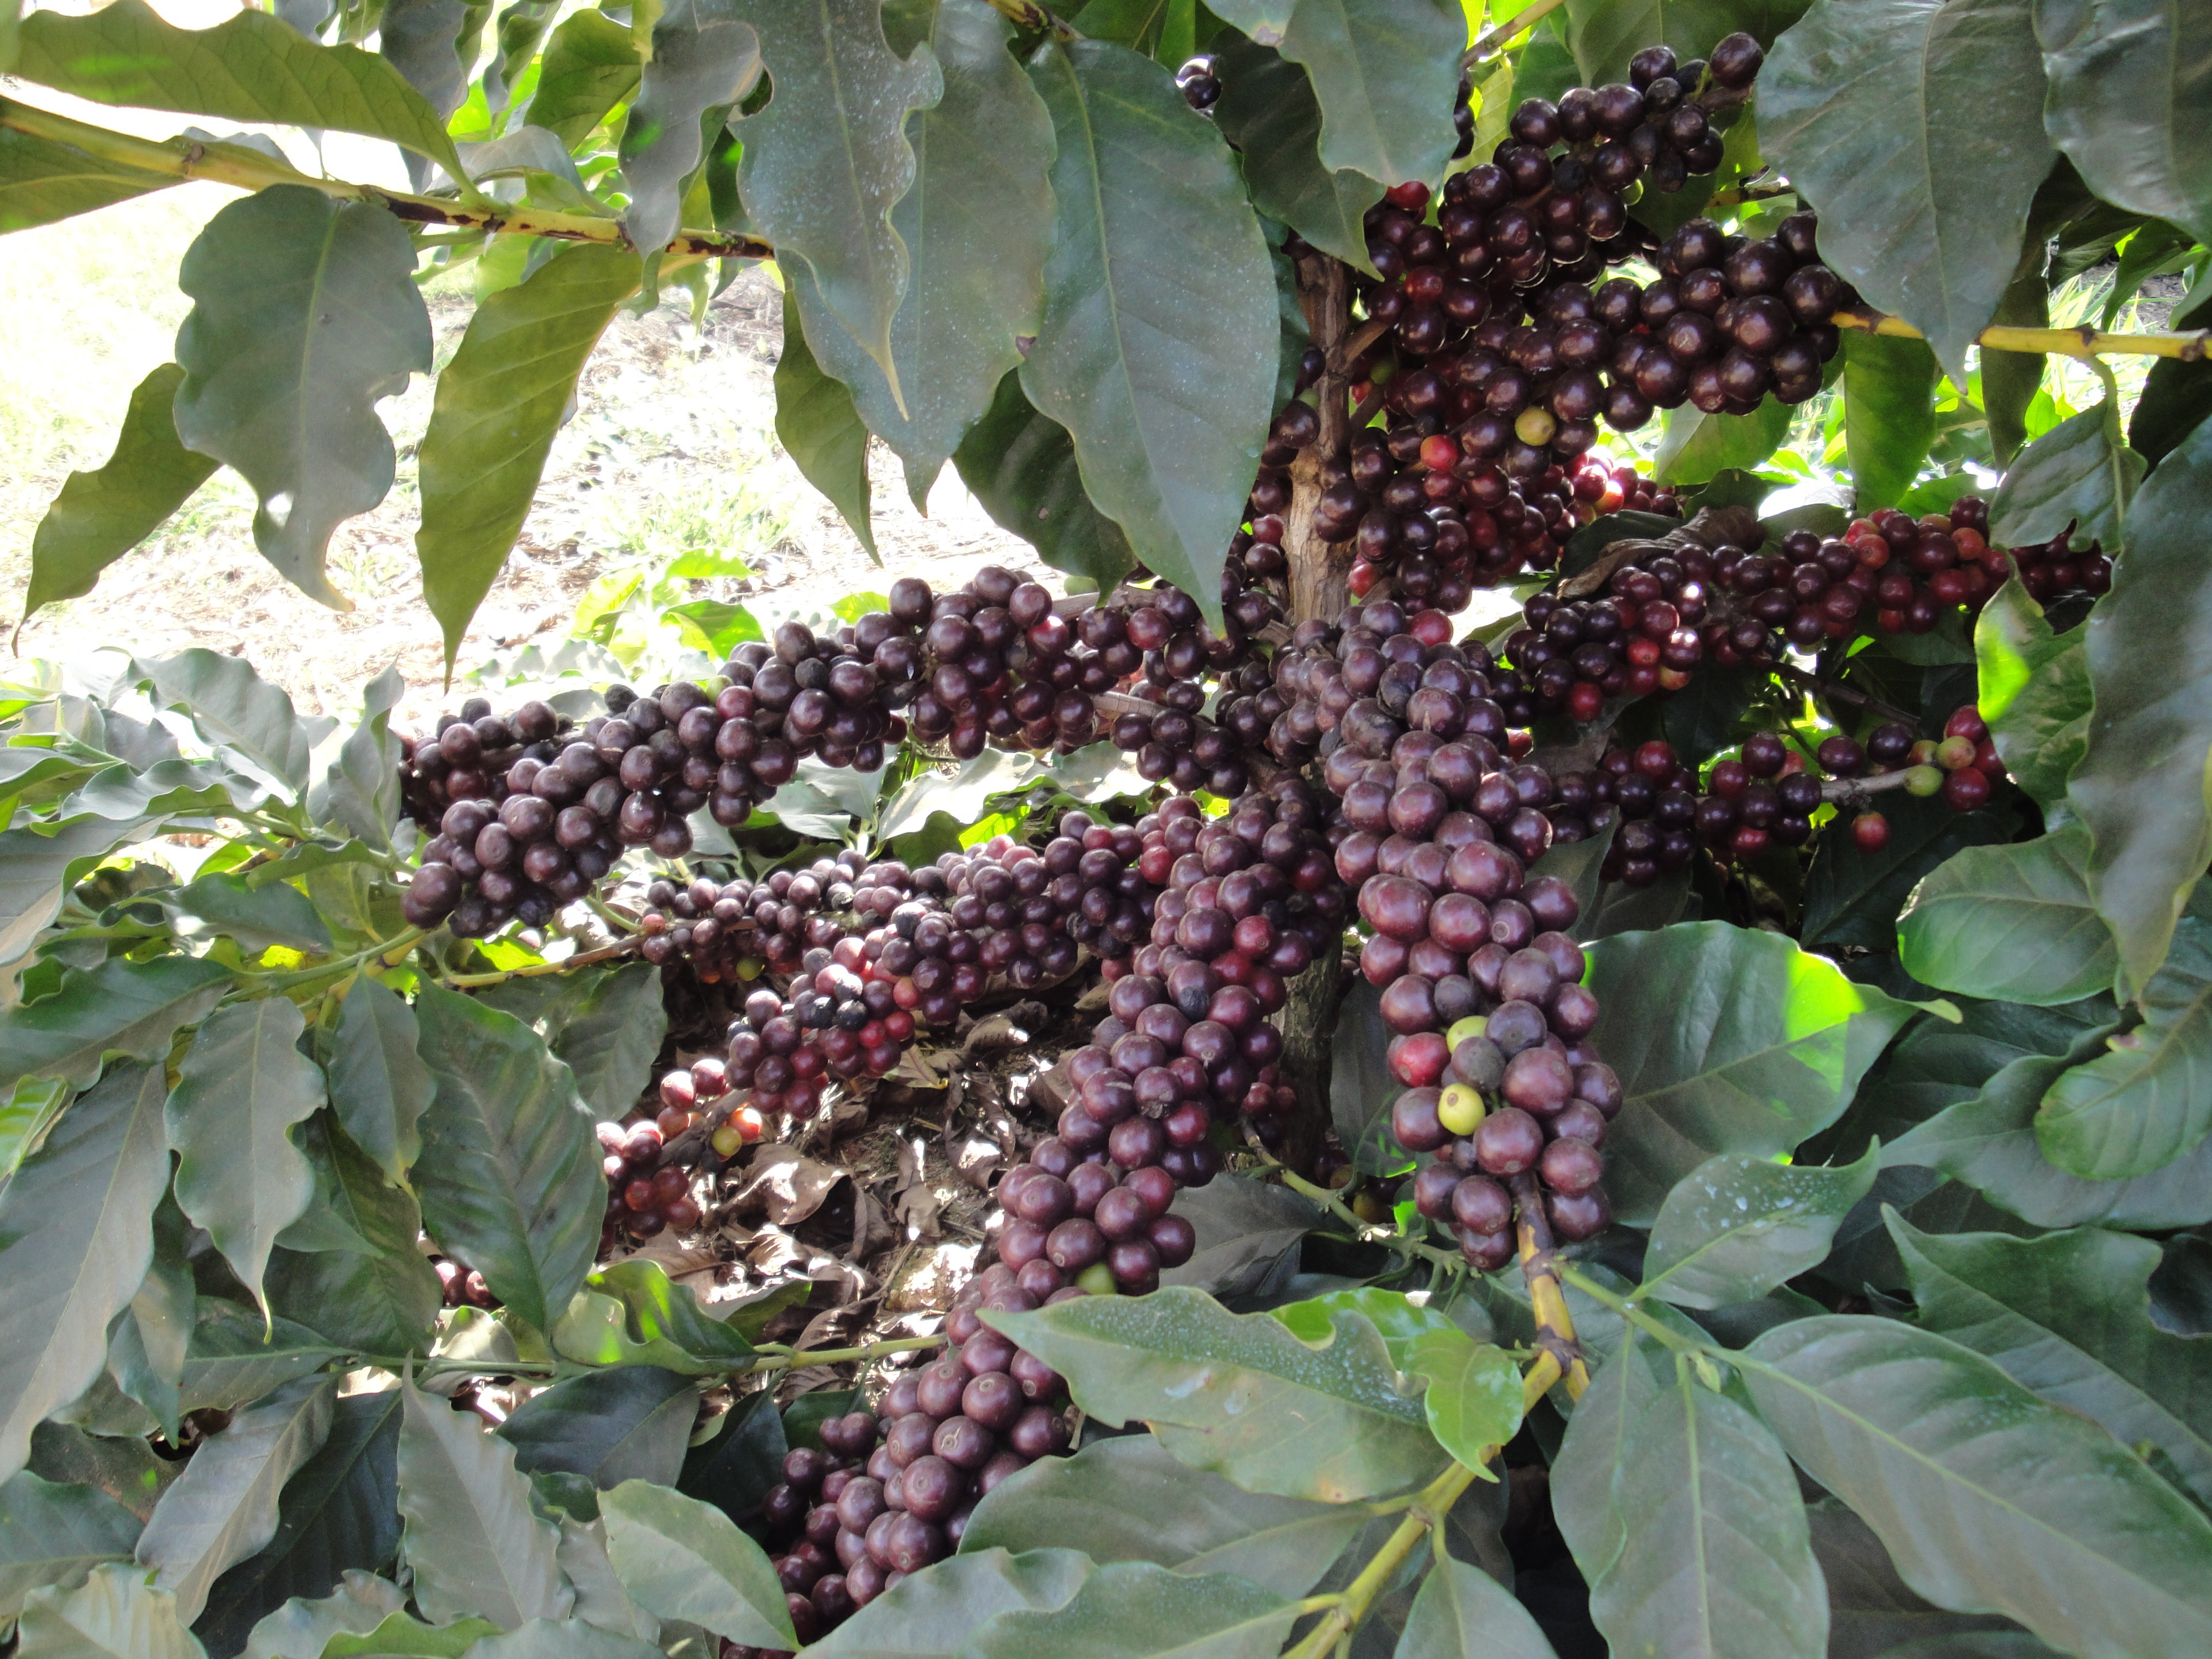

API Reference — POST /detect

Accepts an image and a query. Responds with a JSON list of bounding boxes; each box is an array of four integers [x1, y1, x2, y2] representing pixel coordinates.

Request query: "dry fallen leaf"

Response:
[[731, 1143, 846, 1227], [893, 1135, 943, 1243]]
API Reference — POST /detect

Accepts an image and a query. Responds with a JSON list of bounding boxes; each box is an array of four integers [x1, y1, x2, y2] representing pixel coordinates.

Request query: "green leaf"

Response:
[[176, 1301, 346, 1417], [173, 185, 432, 611], [1888, 1214, 2212, 1506], [0, 1061, 169, 1488], [27, 1423, 181, 1527], [312, 669, 405, 852], [1899, 827, 2120, 1004], [323, 979, 431, 1188], [0, 1076, 67, 1188], [951, 373, 1136, 593], [1020, 39, 1276, 630], [1404, 1328, 1523, 1469], [808, 1547, 1093, 1658], [1206, 0, 1298, 40], [2072, 415, 2212, 995], [0, 956, 231, 1095], [1644, 1143, 1881, 1307], [457, 1618, 661, 1658], [265, 1116, 442, 1359], [618, 0, 760, 253], [379, 0, 472, 118], [129, 651, 335, 798], [12, 0, 466, 178], [1801, 789, 2015, 950], [544, 962, 664, 1122], [1807, 1498, 2028, 1657], [967, 1561, 1295, 1659], [2131, 355, 2212, 471], [1990, 401, 2145, 554], [957, 1436, 1363, 1598], [1272, 0, 1460, 188], [986, 1286, 1442, 1502], [0, 1473, 142, 1620], [0, 120, 180, 236], [1564, 0, 1811, 85], [22, 364, 217, 620], [409, 984, 602, 1334], [2035, 910, 2212, 1176], [197, 1393, 403, 1658], [1843, 329, 1939, 510], [1985, 255, 2052, 466], [1587, 1360, 1828, 1659], [1583, 921, 1919, 1224], [237, 1570, 405, 1659], [1270, 1285, 1485, 1366], [1395, 1551, 1558, 1657], [171, 871, 332, 954], [773, 287, 877, 559], [15, 1562, 205, 1659], [499, 1368, 699, 1491], [1210, 37, 1381, 273], [1158, 1174, 1322, 1300], [1760, 0, 2056, 384], [1975, 578, 2090, 811], [135, 1377, 333, 1625], [598, 1479, 792, 1650], [786, 0, 1054, 509], [734, 0, 942, 391], [416, 242, 639, 670], [396, 1375, 567, 1629], [525, 11, 640, 146], [327, 1610, 499, 1655], [550, 1259, 757, 1374], [166, 998, 327, 1314], [1653, 395, 1792, 486], [2035, 0, 2212, 246], [107, 1194, 192, 1441], [1744, 1316, 2212, 1659]]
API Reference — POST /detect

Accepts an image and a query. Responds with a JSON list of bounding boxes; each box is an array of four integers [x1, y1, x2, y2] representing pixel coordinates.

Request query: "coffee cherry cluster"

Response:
[[639, 852, 868, 979], [595, 1063, 719, 1245], [2005, 521, 2113, 604], [1100, 580, 1284, 795], [752, 1314, 1073, 1645], [397, 695, 575, 826]]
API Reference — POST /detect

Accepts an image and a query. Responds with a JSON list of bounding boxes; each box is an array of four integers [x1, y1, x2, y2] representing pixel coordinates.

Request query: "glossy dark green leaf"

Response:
[[499, 1369, 698, 1492], [0, 124, 179, 235], [1652, 395, 1792, 486], [788, 0, 1053, 508], [458, 1617, 660, 1657], [1801, 789, 2013, 950], [773, 287, 876, 560], [1210, 37, 1380, 273], [265, 1117, 441, 1360], [2035, 910, 2212, 1177], [1807, 1499, 2024, 1658], [987, 1286, 1442, 1501], [2034, 0, 2212, 245], [0, 1473, 142, 1620], [107, 1192, 192, 1440], [409, 984, 602, 1334], [1760, 0, 2056, 384], [618, 0, 760, 253], [418, 243, 640, 669], [951, 372, 1136, 593], [734, 0, 940, 390], [166, 998, 327, 1314], [1546, 1324, 1674, 1590], [1744, 1317, 2212, 1659], [1395, 1552, 1559, 1659], [14, 1562, 202, 1658], [0, 1061, 169, 1488], [135, 1376, 333, 1625], [675, 1391, 782, 1524], [395, 1375, 566, 1628], [544, 963, 665, 1122], [966, 1561, 1295, 1659], [0, 954, 229, 1094], [379, 0, 472, 118], [322, 979, 431, 1188], [27, 1422, 180, 1526], [235, 1571, 407, 1659], [1564, 0, 1809, 84], [2130, 357, 2212, 469], [2073, 415, 2212, 995], [525, 11, 639, 146], [1020, 39, 1276, 631], [1843, 330, 1939, 510], [173, 186, 432, 611], [1644, 1142, 1880, 1307], [13, 0, 466, 176], [958, 1436, 1362, 1597], [1157, 1174, 1321, 1300], [176, 1300, 346, 1417], [195, 1392, 400, 1658], [1974, 577, 2089, 810], [22, 363, 217, 620], [311, 668, 405, 852], [808, 1547, 1093, 1658], [129, 651, 335, 797], [599, 1479, 791, 1650], [1583, 922, 1918, 1223], [1888, 1214, 2212, 1505], [173, 870, 331, 954], [1990, 401, 2144, 553], [1273, 0, 1460, 188], [1898, 827, 2119, 1004], [1587, 1360, 1827, 1659], [1985, 257, 2052, 466]]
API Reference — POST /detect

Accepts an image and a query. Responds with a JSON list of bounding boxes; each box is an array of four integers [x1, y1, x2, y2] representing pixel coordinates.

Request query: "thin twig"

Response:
[[1463, 0, 1572, 65], [440, 936, 642, 988], [1773, 662, 1916, 727]]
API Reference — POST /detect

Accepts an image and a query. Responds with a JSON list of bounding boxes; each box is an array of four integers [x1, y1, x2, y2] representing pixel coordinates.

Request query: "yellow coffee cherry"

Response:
[[1438, 1083, 1486, 1136]]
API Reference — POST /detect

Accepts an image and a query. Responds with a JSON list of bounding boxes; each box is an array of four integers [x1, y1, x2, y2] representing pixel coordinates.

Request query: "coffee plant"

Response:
[[6, 0, 2212, 1654]]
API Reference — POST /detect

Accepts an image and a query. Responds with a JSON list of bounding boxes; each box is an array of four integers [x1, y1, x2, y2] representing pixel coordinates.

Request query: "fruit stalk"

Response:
[[1510, 1171, 1590, 1398]]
